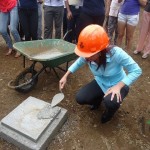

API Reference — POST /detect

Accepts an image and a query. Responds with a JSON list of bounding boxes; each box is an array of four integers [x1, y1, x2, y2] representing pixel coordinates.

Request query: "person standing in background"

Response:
[[76, 0, 108, 42], [44, 0, 64, 39], [37, 0, 43, 40], [107, 0, 124, 45], [64, 0, 83, 43], [18, 0, 39, 41], [63, 2, 68, 39], [117, 0, 141, 51], [134, 0, 150, 59], [0, 0, 21, 57]]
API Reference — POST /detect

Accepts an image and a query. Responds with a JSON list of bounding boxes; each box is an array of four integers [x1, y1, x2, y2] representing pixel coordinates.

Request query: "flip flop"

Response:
[[15, 52, 21, 58], [5, 49, 13, 56]]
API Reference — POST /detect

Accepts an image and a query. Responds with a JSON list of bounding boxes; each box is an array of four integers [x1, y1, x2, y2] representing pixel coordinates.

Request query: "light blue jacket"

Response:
[[68, 47, 142, 93]]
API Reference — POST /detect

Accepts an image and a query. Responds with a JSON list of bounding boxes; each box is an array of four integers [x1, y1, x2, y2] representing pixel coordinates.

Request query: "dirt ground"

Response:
[[0, 23, 150, 150]]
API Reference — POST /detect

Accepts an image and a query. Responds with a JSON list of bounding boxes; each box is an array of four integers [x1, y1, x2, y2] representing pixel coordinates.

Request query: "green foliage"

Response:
[[147, 120, 150, 125]]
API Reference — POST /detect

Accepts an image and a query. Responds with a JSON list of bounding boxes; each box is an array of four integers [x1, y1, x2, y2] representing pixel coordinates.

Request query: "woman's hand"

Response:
[[59, 71, 71, 91], [59, 76, 67, 90], [104, 82, 125, 103], [67, 11, 73, 20]]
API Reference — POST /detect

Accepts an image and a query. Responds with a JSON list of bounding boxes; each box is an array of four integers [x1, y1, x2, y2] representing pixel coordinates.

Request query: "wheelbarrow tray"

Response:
[[13, 39, 77, 67]]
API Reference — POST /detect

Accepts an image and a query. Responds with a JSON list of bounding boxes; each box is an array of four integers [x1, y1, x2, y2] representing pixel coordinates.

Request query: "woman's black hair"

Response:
[[96, 49, 107, 70], [96, 45, 114, 70]]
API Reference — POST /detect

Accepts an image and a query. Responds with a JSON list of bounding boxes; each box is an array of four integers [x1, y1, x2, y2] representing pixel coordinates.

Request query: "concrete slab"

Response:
[[0, 96, 67, 150]]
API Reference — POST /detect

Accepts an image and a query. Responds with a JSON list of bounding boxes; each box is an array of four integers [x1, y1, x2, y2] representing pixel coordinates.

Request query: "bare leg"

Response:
[[117, 21, 126, 48], [126, 24, 136, 51]]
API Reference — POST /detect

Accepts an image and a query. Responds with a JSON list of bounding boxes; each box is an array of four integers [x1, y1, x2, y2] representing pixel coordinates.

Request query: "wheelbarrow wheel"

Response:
[[14, 68, 38, 93]]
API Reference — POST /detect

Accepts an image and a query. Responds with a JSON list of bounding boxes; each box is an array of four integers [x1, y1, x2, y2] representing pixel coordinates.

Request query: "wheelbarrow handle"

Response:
[[63, 30, 72, 40]]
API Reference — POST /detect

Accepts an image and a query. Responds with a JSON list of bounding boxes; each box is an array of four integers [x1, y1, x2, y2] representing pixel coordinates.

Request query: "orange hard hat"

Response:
[[75, 24, 109, 57]]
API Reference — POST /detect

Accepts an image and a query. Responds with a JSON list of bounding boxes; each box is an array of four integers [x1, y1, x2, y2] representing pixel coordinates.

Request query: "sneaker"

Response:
[[133, 50, 140, 54], [142, 53, 148, 59]]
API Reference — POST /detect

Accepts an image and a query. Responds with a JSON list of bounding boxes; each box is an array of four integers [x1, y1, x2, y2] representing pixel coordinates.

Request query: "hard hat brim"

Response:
[[75, 46, 101, 58]]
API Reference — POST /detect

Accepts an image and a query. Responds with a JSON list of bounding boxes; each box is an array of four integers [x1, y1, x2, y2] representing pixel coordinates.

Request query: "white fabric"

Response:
[[109, 0, 124, 17], [44, 0, 64, 6], [64, 0, 83, 6], [68, 0, 83, 6]]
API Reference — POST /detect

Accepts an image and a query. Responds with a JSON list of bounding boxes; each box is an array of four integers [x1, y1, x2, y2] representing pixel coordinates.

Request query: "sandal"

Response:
[[133, 50, 140, 55], [15, 52, 21, 58], [142, 53, 148, 59]]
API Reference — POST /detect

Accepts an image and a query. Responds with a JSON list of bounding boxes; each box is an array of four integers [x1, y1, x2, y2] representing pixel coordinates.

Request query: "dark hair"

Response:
[[96, 49, 107, 70], [96, 45, 114, 70]]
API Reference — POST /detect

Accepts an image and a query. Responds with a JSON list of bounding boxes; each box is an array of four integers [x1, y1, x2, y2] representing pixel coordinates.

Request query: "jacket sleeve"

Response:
[[68, 57, 86, 73], [115, 48, 142, 86]]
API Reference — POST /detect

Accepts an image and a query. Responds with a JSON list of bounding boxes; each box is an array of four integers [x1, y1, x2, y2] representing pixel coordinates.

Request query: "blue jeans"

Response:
[[0, 6, 20, 49]]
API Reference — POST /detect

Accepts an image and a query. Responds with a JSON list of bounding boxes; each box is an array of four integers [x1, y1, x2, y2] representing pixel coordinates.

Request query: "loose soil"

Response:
[[0, 22, 150, 150]]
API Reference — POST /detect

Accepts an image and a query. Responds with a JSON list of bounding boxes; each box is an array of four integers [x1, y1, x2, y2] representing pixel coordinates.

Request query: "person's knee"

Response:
[[103, 96, 120, 110], [75, 92, 85, 105]]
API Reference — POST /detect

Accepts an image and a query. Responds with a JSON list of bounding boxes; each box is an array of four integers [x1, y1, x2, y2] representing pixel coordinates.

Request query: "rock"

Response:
[[93, 124, 97, 128], [72, 146, 76, 150]]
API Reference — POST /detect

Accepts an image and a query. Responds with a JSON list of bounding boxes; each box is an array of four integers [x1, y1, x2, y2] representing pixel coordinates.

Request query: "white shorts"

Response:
[[118, 13, 139, 26]]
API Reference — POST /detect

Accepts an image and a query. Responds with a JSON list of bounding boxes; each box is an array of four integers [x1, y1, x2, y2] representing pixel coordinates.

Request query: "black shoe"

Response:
[[101, 110, 115, 124], [90, 104, 99, 110]]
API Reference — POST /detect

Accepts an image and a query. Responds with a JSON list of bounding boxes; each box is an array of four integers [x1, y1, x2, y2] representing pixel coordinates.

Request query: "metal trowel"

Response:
[[51, 92, 64, 107]]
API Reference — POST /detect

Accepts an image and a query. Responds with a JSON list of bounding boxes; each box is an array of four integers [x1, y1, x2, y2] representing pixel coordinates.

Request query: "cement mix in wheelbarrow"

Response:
[[31, 49, 64, 60], [0, 96, 67, 150]]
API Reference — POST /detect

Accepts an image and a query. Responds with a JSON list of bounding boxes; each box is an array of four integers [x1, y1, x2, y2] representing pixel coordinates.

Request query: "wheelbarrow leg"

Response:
[[52, 68, 60, 79], [29, 62, 47, 80], [23, 56, 25, 68], [66, 61, 69, 71], [32, 65, 47, 80]]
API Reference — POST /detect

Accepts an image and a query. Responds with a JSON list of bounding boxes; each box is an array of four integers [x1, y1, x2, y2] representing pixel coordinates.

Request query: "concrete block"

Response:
[[0, 96, 67, 150]]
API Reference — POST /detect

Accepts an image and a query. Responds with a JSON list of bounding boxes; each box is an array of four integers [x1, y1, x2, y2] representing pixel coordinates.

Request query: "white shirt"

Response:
[[64, 0, 83, 6], [109, 0, 124, 17], [44, 0, 64, 6]]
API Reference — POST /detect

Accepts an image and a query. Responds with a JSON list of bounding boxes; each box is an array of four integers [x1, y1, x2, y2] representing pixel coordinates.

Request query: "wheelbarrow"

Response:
[[9, 39, 77, 93]]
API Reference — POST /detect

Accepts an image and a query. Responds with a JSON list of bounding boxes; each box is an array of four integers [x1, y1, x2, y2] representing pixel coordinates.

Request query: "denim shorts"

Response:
[[118, 13, 139, 26]]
